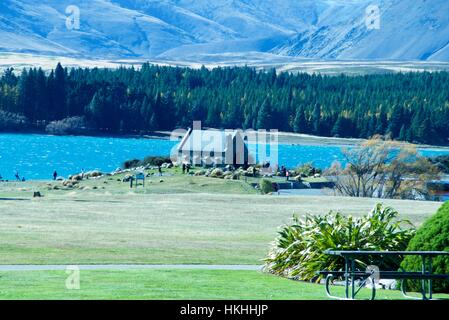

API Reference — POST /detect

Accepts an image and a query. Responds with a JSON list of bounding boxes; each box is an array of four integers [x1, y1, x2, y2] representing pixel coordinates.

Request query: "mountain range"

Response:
[[0, 0, 448, 62]]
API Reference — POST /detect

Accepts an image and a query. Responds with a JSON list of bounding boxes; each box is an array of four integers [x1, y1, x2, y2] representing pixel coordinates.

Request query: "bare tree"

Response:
[[326, 137, 441, 200]]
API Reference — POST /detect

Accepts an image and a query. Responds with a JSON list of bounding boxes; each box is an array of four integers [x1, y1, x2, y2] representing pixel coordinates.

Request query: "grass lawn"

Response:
[[0, 170, 442, 265], [2, 269, 448, 300]]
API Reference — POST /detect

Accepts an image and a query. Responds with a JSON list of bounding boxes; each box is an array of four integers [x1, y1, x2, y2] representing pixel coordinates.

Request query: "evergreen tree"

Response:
[[18, 68, 43, 121], [293, 105, 307, 133], [52, 63, 67, 119], [311, 103, 321, 134], [332, 116, 345, 137], [85, 91, 105, 128], [256, 98, 272, 129], [398, 124, 407, 141], [375, 112, 388, 135], [149, 113, 158, 131], [1, 63, 449, 145], [418, 117, 435, 144], [388, 105, 403, 138]]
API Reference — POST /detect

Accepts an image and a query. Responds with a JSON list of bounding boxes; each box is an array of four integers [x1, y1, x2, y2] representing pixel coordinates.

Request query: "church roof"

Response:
[[177, 129, 245, 153]]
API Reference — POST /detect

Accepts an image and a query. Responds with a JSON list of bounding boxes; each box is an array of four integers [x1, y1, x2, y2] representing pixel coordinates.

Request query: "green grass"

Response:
[[0, 169, 446, 300], [0, 169, 257, 198], [1, 269, 448, 300], [0, 172, 442, 265]]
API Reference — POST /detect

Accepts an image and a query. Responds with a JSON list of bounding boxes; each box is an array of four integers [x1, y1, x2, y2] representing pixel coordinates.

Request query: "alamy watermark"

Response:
[[65, 5, 80, 31], [65, 265, 80, 290], [365, 5, 381, 30], [366, 265, 380, 287]]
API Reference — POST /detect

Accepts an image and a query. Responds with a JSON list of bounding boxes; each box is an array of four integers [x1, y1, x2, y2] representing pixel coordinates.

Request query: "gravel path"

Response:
[[0, 264, 262, 271]]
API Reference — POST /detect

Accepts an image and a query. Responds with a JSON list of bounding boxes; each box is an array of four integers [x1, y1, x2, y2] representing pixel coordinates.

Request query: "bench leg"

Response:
[[325, 274, 342, 300], [351, 259, 355, 299], [421, 256, 428, 300], [401, 279, 431, 300], [428, 258, 433, 300], [325, 273, 376, 300], [344, 258, 349, 299], [371, 280, 377, 300], [419, 256, 434, 300]]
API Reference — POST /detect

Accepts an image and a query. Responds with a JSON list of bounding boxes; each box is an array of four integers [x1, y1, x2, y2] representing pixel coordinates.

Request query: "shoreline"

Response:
[[1, 131, 448, 182], [1, 129, 448, 149]]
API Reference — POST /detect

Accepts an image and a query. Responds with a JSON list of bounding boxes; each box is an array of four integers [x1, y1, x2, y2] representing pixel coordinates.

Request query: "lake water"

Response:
[[1, 133, 449, 180]]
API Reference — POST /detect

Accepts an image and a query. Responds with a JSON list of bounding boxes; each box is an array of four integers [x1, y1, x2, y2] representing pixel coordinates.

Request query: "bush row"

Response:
[[123, 156, 172, 169]]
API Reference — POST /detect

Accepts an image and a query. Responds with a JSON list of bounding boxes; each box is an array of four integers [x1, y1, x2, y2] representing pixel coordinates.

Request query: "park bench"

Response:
[[318, 250, 449, 300]]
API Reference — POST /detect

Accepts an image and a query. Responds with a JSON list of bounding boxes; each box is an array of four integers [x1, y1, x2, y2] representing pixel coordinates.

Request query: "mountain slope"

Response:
[[0, 0, 447, 61], [275, 0, 449, 61]]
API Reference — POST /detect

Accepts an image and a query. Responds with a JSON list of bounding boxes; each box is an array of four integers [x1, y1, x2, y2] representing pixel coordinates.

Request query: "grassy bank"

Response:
[[0, 170, 441, 265], [2, 269, 448, 300]]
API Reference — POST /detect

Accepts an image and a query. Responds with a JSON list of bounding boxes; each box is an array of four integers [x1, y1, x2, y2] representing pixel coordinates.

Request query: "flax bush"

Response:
[[264, 204, 415, 281]]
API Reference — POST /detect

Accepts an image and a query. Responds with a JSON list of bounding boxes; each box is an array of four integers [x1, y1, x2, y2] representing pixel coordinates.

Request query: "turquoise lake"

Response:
[[1, 133, 449, 180]]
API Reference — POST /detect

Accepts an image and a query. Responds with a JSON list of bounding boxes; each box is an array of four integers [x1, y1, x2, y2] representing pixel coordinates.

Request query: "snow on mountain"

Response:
[[275, 0, 449, 61], [0, 0, 196, 58], [0, 0, 447, 62]]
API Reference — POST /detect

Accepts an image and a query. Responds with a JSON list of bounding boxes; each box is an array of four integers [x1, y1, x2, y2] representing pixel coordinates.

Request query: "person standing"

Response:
[[53, 170, 58, 181]]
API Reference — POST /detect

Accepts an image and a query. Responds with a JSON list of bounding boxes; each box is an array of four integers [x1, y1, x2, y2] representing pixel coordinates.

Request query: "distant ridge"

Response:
[[0, 0, 448, 62]]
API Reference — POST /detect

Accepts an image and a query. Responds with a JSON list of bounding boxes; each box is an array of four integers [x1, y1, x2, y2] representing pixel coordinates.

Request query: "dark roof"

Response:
[[177, 129, 245, 153]]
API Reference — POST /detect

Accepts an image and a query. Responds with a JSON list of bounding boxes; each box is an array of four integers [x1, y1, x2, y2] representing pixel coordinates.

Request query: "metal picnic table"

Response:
[[319, 250, 449, 300]]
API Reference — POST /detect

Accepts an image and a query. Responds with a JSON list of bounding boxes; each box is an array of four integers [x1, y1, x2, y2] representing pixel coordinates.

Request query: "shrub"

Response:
[[194, 170, 207, 176], [429, 155, 449, 174], [45, 116, 89, 135], [401, 202, 449, 293], [210, 168, 224, 178], [294, 163, 321, 177], [0, 111, 29, 131], [123, 159, 141, 169], [264, 204, 415, 281], [141, 156, 172, 167], [259, 179, 274, 194], [122, 156, 172, 169]]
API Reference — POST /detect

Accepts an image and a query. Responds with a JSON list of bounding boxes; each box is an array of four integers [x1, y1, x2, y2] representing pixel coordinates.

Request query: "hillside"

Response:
[[0, 0, 448, 62]]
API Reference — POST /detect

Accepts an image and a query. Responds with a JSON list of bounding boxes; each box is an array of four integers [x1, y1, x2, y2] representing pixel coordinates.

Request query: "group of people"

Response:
[[1, 169, 70, 182], [0, 171, 26, 182]]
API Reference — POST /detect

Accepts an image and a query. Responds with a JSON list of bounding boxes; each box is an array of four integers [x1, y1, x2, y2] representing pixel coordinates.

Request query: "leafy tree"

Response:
[[401, 202, 449, 293], [326, 138, 441, 199]]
